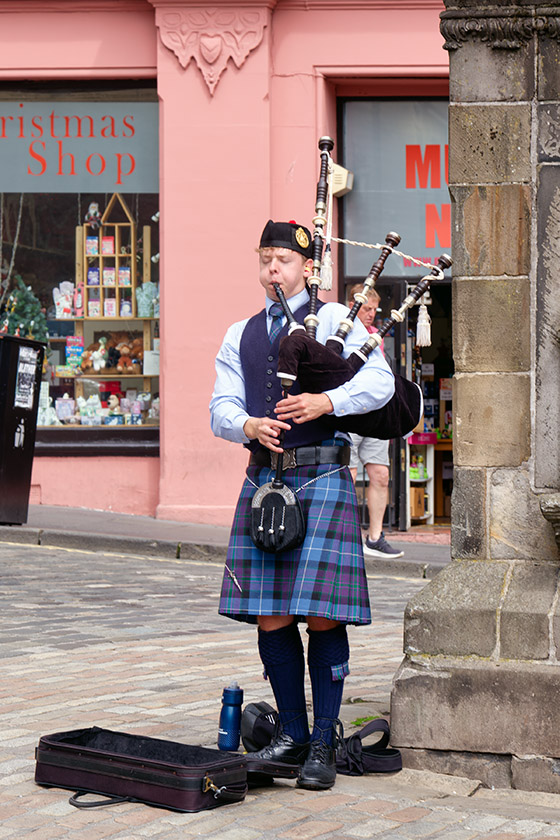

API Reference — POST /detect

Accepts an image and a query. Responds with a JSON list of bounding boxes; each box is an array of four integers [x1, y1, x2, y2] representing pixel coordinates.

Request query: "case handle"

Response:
[[69, 790, 131, 809]]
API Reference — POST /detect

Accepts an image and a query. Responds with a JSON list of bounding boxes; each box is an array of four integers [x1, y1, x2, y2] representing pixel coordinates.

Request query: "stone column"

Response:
[[391, 1, 560, 793]]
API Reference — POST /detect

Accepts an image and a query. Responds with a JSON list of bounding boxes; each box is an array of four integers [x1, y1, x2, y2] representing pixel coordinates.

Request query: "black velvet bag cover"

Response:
[[328, 375, 422, 440], [277, 331, 355, 393], [277, 332, 422, 440], [250, 481, 306, 553], [35, 726, 247, 812]]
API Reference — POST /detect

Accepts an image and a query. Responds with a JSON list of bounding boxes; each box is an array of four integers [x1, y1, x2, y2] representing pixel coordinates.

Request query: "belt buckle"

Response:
[[270, 448, 298, 470]]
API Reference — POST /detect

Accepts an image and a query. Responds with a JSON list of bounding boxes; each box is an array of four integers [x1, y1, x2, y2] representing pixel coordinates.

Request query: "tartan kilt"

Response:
[[219, 463, 371, 626]]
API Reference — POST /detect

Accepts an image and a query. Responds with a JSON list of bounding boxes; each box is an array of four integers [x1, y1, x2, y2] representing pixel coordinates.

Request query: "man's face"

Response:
[[259, 248, 311, 300], [356, 296, 379, 330]]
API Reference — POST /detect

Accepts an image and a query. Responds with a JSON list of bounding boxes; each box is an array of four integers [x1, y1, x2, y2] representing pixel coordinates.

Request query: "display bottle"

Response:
[[217, 681, 243, 751]]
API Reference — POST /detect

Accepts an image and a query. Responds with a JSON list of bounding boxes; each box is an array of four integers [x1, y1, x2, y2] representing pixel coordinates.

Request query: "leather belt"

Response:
[[249, 444, 350, 471]]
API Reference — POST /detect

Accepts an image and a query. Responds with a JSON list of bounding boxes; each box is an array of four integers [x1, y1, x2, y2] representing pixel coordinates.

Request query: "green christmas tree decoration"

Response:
[[1, 276, 49, 344]]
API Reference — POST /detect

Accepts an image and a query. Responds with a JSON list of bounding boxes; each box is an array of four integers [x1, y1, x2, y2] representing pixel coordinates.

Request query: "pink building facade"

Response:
[[0, 0, 448, 526]]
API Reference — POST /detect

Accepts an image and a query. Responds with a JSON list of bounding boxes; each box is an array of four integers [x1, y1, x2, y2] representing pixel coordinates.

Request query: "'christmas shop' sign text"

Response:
[[0, 102, 158, 193]]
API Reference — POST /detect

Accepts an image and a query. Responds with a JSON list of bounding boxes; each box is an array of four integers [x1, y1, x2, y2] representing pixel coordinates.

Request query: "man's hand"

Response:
[[275, 392, 334, 424], [243, 416, 291, 452]]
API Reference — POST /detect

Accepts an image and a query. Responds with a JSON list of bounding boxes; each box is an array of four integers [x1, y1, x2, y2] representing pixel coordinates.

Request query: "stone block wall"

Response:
[[391, 1, 560, 793], [392, 554, 560, 792], [443, 3, 560, 551]]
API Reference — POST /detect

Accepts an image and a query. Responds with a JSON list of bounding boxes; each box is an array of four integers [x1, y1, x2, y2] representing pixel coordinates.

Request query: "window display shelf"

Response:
[[53, 373, 158, 379], [79, 193, 137, 319], [408, 434, 435, 525], [35, 425, 159, 457], [40, 193, 160, 431], [50, 317, 159, 322]]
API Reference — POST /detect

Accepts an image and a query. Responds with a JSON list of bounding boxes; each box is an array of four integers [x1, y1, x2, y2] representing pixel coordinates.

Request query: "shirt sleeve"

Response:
[[209, 320, 252, 443], [317, 303, 395, 417]]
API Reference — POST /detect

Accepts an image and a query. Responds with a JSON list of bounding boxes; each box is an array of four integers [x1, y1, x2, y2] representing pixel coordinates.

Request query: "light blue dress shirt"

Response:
[[210, 288, 395, 444]]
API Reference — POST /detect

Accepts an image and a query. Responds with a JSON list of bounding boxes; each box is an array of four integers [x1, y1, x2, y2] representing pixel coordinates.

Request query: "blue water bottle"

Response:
[[217, 681, 244, 751]]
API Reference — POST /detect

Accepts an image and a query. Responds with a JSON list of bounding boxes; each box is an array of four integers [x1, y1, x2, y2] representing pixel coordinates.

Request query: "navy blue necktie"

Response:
[[268, 302, 284, 343]]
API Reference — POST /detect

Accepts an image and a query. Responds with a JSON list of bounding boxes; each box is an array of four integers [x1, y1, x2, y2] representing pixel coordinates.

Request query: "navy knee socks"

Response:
[[257, 623, 310, 744], [307, 624, 349, 747]]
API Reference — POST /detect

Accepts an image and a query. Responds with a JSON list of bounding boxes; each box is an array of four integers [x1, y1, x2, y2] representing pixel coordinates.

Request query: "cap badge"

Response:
[[295, 227, 309, 250]]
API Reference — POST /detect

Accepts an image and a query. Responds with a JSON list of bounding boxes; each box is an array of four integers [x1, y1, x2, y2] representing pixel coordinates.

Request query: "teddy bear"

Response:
[[81, 340, 103, 372], [130, 337, 144, 368], [116, 341, 134, 372], [91, 336, 108, 372], [131, 337, 144, 359], [106, 344, 120, 370], [108, 329, 131, 347], [81, 349, 94, 372]]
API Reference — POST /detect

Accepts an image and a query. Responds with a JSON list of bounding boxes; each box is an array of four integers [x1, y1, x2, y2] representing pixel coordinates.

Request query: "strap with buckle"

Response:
[[249, 444, 350, 470]]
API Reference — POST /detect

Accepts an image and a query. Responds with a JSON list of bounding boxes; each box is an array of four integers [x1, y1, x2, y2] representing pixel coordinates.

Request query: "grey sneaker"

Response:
[[363, 532, 404, 559]]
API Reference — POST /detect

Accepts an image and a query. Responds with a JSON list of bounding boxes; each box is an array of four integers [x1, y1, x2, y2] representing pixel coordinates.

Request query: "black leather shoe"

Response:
[[297, 738, 337, 790], [245, 730, 309, 779]]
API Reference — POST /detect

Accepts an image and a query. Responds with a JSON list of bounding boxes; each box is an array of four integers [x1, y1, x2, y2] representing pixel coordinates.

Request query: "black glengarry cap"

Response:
[[259, 220, 312, 259]]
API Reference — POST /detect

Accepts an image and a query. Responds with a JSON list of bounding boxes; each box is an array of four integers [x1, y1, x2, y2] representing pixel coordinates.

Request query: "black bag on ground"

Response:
[[241, 702, 279, 752], [35, 726, 247, 812], [336, 718, 402, 775]]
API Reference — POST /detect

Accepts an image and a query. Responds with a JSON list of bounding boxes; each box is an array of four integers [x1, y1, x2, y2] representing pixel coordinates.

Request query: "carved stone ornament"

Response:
[[156, 7, 268, 94], [440, 9, 560, 51], [540, 493, 560, 555]]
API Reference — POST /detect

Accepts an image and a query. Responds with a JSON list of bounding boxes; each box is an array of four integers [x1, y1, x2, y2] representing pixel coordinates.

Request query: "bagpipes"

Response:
[[274, 136, 452, 441], [250, 136, 452, 554]]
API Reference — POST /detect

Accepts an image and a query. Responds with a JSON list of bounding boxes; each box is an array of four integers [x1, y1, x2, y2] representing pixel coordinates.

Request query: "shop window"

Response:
[[0, 93, 159, 451], [339, 95, 452, 527], [341, 98, 449, 279]]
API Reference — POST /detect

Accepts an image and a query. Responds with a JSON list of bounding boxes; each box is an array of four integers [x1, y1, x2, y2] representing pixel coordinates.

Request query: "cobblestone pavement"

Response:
[[2, 542, 560, 839]]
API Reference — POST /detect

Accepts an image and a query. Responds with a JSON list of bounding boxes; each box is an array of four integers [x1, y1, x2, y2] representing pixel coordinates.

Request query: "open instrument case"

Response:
[[35, 726, 247, 812]]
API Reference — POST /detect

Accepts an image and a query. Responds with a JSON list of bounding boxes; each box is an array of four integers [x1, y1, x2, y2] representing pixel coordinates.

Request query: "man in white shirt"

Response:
[[210, 220, 394, 790]]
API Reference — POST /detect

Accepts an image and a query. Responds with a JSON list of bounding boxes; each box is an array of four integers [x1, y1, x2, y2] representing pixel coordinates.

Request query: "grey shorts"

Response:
[[349, 434, 390, 469]]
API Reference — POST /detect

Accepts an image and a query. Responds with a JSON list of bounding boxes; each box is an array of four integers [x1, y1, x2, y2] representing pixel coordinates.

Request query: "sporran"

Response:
[[250, 480, 306, 553]]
